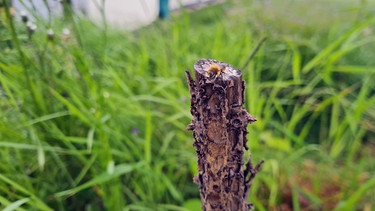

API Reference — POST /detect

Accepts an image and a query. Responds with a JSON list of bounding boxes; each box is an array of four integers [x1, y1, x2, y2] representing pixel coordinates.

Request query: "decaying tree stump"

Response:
[[186, 59, 263, 211]]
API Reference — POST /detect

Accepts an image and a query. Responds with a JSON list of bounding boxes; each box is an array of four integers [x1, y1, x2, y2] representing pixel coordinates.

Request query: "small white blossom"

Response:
[[62, 28, 70, 36], [20, 10, 28, 23], [47, 28, 54, 41]]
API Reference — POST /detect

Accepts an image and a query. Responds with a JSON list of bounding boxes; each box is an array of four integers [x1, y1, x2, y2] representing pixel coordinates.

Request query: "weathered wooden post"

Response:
[[186, 59, 263, 211]]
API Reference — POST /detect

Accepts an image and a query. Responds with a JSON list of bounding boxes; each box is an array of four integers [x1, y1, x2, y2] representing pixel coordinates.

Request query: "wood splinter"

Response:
[[186, 58, 263, 211]]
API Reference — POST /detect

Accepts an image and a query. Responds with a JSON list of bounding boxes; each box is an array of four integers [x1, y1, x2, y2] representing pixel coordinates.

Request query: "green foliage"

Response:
[[0, 0, 374, 210]]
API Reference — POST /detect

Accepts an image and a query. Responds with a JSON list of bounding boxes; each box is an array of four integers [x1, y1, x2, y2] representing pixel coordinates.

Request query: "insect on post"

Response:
[[186, 59, 263, 211]]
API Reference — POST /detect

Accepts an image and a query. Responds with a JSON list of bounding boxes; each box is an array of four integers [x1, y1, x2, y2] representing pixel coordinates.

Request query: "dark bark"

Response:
[[186, 59, 263, 211]]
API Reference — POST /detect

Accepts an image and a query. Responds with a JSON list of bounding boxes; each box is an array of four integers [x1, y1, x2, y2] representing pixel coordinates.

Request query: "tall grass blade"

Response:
[[3, 198, 30, 211], [0, 174, 52, 211], [302, 17, 375, 74], [54, 162, 144, 198], [144, 110, 153, 164], [333, 176, 375, 211]]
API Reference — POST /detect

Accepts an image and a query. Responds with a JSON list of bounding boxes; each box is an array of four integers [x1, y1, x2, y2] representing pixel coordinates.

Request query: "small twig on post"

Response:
[[186, 59, 264, 211]]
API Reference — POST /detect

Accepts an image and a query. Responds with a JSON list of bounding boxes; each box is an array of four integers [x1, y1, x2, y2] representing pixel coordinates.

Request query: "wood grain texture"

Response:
[[186, 59, 261, 211]]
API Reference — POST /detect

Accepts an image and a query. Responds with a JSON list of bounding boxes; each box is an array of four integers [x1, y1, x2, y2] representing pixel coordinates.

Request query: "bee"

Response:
[[205, 62, 226, 80]]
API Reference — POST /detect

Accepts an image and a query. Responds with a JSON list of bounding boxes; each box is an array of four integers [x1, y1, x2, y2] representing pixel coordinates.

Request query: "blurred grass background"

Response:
[[1, 0, 375, 210]]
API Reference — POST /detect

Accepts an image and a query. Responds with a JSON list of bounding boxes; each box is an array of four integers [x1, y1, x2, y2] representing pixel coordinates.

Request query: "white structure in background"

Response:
[[13, 0, 218, 30], [13, 0, 63, 20], [86, 0, 158, 30]]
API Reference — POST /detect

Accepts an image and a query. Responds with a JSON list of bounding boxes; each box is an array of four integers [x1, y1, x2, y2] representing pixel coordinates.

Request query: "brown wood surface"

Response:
[[186, 59, 263, 211]]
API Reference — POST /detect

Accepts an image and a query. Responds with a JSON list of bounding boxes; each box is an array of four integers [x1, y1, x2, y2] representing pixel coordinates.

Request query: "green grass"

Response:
[[1, 0, 375, 210]]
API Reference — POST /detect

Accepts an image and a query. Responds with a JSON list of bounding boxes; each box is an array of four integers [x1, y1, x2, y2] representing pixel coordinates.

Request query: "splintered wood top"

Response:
[[194, 59, 242, 81]]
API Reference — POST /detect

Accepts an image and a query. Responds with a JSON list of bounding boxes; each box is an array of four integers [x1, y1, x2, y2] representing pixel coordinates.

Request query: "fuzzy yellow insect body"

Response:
[[205, 63, 226, 80]]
